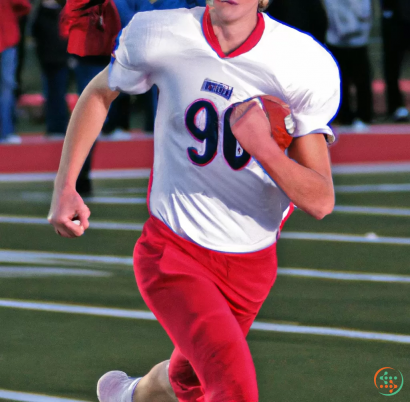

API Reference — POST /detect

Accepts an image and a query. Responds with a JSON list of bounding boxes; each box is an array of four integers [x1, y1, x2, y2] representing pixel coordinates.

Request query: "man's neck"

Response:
[[210, 9, 258, 55]]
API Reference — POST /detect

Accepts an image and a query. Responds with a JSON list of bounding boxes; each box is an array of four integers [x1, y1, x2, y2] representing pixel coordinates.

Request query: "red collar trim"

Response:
[[202, 5, 265, 59]]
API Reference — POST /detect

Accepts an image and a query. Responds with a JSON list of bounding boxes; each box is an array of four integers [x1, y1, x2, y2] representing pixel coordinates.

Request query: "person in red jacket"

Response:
[[0, 0, 31, 144]]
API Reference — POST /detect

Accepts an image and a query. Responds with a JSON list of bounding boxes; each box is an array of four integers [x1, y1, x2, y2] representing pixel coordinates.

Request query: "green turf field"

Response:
[[0, 169, 409, 402]]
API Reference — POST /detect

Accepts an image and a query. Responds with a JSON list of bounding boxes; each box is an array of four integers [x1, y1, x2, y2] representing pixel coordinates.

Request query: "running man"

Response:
[[48, 0, 340, 400]]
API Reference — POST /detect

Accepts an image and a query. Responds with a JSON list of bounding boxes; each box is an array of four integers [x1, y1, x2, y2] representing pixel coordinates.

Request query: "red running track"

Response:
[[0, 126, 409, 173]]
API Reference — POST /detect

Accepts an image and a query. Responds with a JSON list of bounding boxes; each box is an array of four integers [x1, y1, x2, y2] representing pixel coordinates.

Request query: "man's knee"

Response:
[[190, 334, 258, 402]]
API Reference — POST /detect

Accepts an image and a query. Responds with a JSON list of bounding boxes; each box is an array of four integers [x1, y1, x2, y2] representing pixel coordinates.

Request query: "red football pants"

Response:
[[133, 217, 278, 402]]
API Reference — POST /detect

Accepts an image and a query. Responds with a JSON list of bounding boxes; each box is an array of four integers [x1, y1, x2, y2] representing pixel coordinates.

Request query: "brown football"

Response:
[[232, 95, 294, 152]]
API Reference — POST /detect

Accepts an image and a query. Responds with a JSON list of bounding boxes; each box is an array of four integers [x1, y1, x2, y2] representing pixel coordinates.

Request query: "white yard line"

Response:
[[332, 162, 410, 174], [5, 261, 408, 283], [98, 187, 147, 195], [91, 169, 150, 179], [0, 216, 144, 231], [280, 232, 410, 245], [0, 164, 409, 183], [333, 205, 410, 216], [0, 389, 90, 402], [0, 267, 111, 278], [0, 298, 409, 344], [335, 183, 410, 193], [11, 193, 147, 205], [0, 169, 151, 183], [277, 268, 410, 283], [3, 215, 410, 245], [0, 299, 156, 320], [1, 250, 408, 283], [250, 322, 410, 343], [0, 250, 133, 266], [83, 196, 146, 204], [10, 194, 147, 204]]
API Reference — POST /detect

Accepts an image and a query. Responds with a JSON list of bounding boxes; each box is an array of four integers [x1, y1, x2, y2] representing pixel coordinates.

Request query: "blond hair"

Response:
[[258, 0, 270, 11]]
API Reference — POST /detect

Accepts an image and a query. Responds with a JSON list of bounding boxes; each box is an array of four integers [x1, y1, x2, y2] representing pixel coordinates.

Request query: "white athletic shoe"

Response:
[[97, 370, 142, 402]]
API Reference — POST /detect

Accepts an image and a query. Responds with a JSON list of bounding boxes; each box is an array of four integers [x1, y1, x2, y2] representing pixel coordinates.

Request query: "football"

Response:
[[232, 95, 295, 152]]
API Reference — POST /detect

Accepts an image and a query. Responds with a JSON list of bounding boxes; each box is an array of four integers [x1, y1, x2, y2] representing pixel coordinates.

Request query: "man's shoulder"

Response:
[[262, 14, 339, 80], [263, 14, 335, 64]]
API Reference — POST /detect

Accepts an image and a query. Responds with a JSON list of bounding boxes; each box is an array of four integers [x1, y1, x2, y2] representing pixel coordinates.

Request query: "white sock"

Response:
[[97, 371, 142, 402]]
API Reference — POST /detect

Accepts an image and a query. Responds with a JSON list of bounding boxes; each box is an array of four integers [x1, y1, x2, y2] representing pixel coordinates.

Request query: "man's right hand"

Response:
[[48, 186, 90, 238]]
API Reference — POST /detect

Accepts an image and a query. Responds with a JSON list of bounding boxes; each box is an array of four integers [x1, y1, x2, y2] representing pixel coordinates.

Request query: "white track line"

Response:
[[3, 216, 410, 245], [250, 322, 410, 343], [0, 298, 409, 344], [15, 193, 147, 205], [0, 216, 144, 231], [280, 232, 410, 245], [98, 187, 147, 195], [4, 260, 407, 283], [0, 250, 133, 266], [335, 183, 410, 193], [332, 162, 410, 174], [4, 203, 410, 230], [277, 268, 410, 283], [83, 196, 146, 204], [1, 250, 407, 284], [91, 169, 150, 179], [0, 169, 151, 183], [0, 389, 89, 402], [333, 205, 410, 216], [0, 164, 409, 183], [0, 267, 111, 278], [2, 193, 147, 205], [0, 299, 156, 320], [0, 173, 56, 183]]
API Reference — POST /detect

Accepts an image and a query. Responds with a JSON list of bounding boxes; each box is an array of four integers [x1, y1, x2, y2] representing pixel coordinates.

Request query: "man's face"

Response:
[[212, 0, 260, 23]]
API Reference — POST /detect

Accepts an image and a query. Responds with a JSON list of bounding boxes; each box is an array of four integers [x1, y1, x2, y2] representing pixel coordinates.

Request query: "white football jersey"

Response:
[[108, 6, 340, 253]]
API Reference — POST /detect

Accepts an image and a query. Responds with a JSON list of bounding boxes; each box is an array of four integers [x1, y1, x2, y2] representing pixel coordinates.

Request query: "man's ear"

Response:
[[258, 0, 273, 12]]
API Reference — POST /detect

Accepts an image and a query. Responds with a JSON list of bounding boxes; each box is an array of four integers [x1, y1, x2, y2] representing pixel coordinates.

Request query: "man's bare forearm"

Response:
[[55, 68, 119, 190], [256, 136, 334, 220]]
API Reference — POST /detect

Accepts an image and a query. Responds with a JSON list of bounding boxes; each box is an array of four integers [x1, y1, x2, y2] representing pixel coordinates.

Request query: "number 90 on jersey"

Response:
[[185, 99, 251, 171]]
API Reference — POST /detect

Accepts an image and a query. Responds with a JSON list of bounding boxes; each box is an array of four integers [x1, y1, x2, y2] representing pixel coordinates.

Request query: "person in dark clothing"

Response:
[[33, 0, 70, 136], [381, 0, 410, 121], [33, 0, 133, 195], [324, 0, 374, 128], [56, 0, 206, 196], [15, 15, 29, 99], [266, 0, 328, 44], [71, 54, 131, 195]]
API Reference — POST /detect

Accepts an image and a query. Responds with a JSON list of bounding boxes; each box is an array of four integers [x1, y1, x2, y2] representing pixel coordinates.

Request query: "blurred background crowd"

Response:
[[1, 0, 410, 146]]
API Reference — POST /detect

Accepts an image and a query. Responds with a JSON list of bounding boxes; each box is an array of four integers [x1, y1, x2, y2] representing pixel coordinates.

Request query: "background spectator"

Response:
[[58, 0, 206, 195], [15, 12, 30, 98], [324, 0, 374, 129], [381, 0, 410, 121], [0, 0, 32, 144], [33, 0, 70, 137], [266, 0, 328, 44]]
